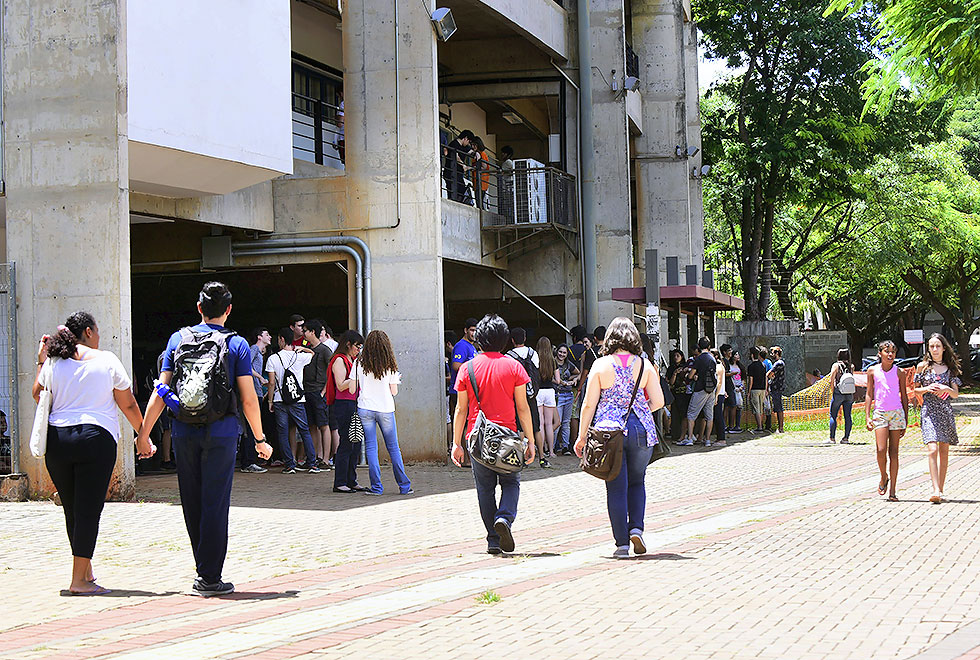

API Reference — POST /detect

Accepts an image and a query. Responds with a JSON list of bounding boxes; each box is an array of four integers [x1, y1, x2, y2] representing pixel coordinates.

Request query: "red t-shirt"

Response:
[[454, 352, 531, 434]]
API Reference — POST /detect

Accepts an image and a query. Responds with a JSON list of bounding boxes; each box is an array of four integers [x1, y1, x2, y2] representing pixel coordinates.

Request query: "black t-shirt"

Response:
[[747, 360, 767, 390], [444, 139, 464, 173], [569, 343, 587, 369], [693, 352, 717, 392], [723, 358, 735, 393], [581, 347, 598, 374], [303, 342, 334, 392]]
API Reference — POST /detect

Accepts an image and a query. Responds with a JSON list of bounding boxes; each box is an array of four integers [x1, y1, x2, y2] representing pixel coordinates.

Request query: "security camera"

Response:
[[624, 76, 640, 92]]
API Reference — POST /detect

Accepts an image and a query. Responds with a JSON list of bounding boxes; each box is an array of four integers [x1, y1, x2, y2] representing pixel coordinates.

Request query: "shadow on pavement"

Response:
[[60, 589, 179, 598], [221, 590, 300, 601]]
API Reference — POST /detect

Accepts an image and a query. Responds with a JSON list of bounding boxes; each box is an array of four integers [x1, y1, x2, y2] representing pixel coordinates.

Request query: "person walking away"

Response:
[[451, 315, 535, 554], [681, 337, 717, 446], [711, 348, 728, 446], [355, 330, 413, 495], [767, 346, 786, 433], [326, 330, 365, 492], [139, 282, 272, 597], [746, 347, 768, 433], [553, 344, 580, 455], [302, 320, 333, 470], [507, 328, 543, 466], [865, 340, 908, 502], [266, 329, 320, 473], [913, 333, 961, 503], [535, 336, 558, 465], [574, 317, 665, 559], [828, 349, 855, 443], [34, 312, 153, 595]]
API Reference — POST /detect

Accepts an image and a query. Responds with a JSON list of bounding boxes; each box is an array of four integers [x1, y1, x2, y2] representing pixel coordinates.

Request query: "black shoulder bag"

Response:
[[466, 362, 527, 474]]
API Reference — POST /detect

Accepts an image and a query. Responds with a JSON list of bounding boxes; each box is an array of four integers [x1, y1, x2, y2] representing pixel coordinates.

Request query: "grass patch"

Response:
[[475, 590, 501, 605]]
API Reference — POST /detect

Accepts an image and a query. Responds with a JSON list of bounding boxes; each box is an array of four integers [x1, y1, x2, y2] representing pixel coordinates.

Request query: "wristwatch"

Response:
[[255, 435, 267, 445]]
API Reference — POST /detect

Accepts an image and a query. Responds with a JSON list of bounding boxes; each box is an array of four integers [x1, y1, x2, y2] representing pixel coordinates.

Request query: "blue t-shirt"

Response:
[[450, 339, 477, 387], [161, 323, 252, 437]]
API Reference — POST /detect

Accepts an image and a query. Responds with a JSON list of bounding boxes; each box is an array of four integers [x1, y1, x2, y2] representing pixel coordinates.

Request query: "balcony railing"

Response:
[[292, 91, 344, 169], [626, 43, 640, 80]]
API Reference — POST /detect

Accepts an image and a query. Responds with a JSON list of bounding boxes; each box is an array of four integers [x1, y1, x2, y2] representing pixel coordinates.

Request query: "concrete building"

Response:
[[0, 0, 717, 498]]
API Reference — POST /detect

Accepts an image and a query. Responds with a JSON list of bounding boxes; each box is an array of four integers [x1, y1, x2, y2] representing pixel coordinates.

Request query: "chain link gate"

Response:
[[0, 264, 17, 475]]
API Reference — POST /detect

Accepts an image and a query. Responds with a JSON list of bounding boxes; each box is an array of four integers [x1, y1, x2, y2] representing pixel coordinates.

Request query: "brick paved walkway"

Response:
[[3, 397, 980, 659]]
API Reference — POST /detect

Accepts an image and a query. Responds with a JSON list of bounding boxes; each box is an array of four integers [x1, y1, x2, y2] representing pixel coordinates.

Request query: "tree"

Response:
[[697, 0, 945, 319], [826, 0, 980, 112], [949, 96, 980, 179]]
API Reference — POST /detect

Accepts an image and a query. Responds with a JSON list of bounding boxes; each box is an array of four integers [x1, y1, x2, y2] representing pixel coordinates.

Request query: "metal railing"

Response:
[[0, 264, 16, 475], [441, 144, 578, 230], [626, 43, 640, 80], [292, 91, 345, 169]]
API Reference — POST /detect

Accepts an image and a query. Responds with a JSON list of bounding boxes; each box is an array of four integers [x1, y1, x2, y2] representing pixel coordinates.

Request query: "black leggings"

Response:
[[45, 424, 116, 559]]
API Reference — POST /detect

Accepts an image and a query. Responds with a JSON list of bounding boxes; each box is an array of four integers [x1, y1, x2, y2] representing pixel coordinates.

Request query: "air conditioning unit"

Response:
[[512, 158, 548, 224]]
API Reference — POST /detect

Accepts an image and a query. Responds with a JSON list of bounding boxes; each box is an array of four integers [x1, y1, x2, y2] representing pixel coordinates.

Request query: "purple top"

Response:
[[874, 364, 902, 412], [592, 354, 658, 446]]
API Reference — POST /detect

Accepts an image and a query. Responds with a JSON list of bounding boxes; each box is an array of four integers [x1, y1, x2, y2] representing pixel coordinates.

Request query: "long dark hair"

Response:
[[361, 330, 398, 378], [923, 332, 961, 377], [337, 329, 364, 357], [47, 312, 96, 359]]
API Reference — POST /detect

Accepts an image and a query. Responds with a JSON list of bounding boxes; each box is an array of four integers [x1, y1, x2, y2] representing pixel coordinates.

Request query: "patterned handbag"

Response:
[[581, 359, 644, 481], [348, 410, 365, 444], [465, 362, 527, 474]]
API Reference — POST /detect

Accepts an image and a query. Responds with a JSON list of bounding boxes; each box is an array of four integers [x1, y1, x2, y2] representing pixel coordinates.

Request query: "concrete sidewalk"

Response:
[[3, 410, 980, 659]]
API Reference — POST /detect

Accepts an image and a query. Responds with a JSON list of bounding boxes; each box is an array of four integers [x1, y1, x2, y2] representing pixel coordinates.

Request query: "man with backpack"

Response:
[[506, 328, 544, 467], [680, 337, 717, 446], [138, 282, 271, 597], [267, 328, 320, 474]]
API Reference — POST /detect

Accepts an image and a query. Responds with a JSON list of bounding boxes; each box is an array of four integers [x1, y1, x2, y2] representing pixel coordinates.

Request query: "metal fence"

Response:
[[0, 264, 17, 475], [292, 91, 345, 169], [626, 43, 640, 80]]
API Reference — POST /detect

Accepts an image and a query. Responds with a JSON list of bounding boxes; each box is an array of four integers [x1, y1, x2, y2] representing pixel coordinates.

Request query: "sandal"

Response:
[[878, 477, 889, 496], [929, 494, 942, 504], [887, 494, 899, 502], [67, 584, 111, 596]]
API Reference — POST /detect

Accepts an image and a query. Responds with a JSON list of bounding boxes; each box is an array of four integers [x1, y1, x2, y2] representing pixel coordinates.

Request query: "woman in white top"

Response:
[[356, 330, 412, 495], [32, 312, 153, 596]]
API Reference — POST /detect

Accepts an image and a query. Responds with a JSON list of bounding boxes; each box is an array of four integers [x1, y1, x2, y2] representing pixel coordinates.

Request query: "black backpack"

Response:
[[273, 352, 305, 405], [702, 355, 718, 392], [507, 348, 541, 399], [171, 327, 237, 425]]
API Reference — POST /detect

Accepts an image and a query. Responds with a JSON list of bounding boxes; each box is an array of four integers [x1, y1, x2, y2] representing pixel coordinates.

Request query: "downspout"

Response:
[[231, 236, 372, 333], [232, 244, 364, 334], [577, 0, 599, 329], [394, 0, 402, 231]]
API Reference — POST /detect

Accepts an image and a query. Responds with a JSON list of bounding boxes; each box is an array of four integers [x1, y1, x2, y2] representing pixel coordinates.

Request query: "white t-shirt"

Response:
[[325, 337, 339, 353], [43, 351, 132, 441], [266, 350, 313, 403], [356, 365, 401, 413], [507, 346, 539, 368]]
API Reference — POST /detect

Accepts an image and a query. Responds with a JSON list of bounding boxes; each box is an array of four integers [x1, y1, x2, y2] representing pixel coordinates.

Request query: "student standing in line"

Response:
[[327, 330, 365, 492], [507, 328, 543, 466], [575, 317, 664, 559], [567, 325, 589, 447], [746, 347, 768, 433], [666, 350, 689, 440], [827, 349, 855, 444], [139, 282, 272, 597], [450, 319, 479, 466], [34, 312, 153, 596], [302, 320, 333, 470], [913, 333, 961, 503], [727, 350, 744, 434], [535, 336, 558, 466], [760, 347, 774, 431], [356, 330, 412, 495], [451, 314, 535, 554], [267, 329, 320, 474], [681, 337, 717, 446], [767, 346, 786, 433], [240, 327, 272, 474], [553, 344, 580, 455], [865, 340, 908, 502], [710, 348, 728, 447]]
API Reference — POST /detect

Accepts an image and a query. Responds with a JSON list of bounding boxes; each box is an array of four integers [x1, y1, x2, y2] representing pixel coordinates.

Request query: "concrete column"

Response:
[[343, 0, 446, 460], [588, 0, 633, 324], [631, 0, 699, 268], [3, 0, 133, 498], [684, 21, 705, 262]]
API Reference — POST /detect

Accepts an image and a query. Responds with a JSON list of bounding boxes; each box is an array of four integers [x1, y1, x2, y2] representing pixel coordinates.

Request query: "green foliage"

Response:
[[949, 97, 980, 178], [476, 590, 501, 604], [826, 0, 980, 112]]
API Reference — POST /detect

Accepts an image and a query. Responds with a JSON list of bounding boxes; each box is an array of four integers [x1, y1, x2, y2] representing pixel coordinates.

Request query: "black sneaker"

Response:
[[315, 458, 327, 469], [295, 463, 311, 472], [281, 467, 297, 474], [493, 518, 515, 553], [562, 449, 573, 456], [300, 463, 321, 474], [487, 546, 502, 555], [540, 458, 552, 468], [192, 578, 234, 597]]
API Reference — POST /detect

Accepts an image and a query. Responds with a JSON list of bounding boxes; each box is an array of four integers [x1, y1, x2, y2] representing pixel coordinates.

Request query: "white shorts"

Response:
[[536, 388, 557, 408]]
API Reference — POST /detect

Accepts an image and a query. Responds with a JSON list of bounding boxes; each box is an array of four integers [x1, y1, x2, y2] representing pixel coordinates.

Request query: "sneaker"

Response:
[[613, 546, 630, 559], [240, 464, 267, 474], [728, 428, 742, 434], [704, 438, 712, 447], [295, 463, 311, 472], [364, 490, 383, 496], [629, 530, 647, 555], [315, 458, 327, 469], [307, 465, 322, 474], [562, 449, 573, 456], [281, 467, 297, 474], [192, 578, 234, 597], [270, 459, 285, 467], [751, 428, 766, 434], [401, 489, 415, 495], [493, 518, 515, 553], [675, 438, 694, 446], [540, 458, 552, 468], [487, 546, 502, 555]]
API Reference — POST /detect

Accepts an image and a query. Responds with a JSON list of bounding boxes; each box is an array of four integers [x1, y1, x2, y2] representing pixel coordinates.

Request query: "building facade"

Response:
[[1, 0, 706, 497]]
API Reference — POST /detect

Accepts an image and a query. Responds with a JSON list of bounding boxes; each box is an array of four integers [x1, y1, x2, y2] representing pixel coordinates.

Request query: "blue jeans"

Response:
[[171, 424, 238, 583], [605, 413, 654, 547], [555, 391, 574, 451], [471, 460, 520, 548], [358, 408, 412, 494], [273, 401, 316, 469], [830, 392, 854, 440]]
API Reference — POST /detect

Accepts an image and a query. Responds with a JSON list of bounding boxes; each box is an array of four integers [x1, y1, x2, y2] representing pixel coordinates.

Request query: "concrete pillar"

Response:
[[3, 0, 133, 498], [631, 0, 700, 268], [343, 0, 446, 460], [684, 22, 705, 262], [587, 0, 633, 324]]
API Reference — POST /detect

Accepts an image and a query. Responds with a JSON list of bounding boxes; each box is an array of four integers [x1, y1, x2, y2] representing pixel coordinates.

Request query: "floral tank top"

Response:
[[592, 354, 659, 446]]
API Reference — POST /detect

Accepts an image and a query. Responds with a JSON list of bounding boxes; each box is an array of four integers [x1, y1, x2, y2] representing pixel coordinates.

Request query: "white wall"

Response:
[[128, 0, 293, 184]]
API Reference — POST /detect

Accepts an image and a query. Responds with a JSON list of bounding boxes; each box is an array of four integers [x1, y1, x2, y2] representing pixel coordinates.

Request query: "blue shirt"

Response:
[[450, 338, 477, 386], [162, 323, 252, 437]]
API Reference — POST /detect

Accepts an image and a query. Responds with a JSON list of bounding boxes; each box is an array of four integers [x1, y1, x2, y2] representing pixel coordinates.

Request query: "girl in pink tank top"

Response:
[[865, 340, 908, 502]]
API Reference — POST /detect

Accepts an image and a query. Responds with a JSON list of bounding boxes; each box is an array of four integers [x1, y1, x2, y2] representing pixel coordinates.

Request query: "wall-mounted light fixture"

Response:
[[431, 7, 456, 41], [675, 145, 700, 158], [691, 164, 711, 179]]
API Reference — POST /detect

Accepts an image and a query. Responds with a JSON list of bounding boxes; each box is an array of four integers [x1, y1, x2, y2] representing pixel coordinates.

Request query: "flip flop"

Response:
[[887, 495, 899, 502], [67, 585, 111, 596], [878, 477, 889, 496], [929, 495, 942, 504]]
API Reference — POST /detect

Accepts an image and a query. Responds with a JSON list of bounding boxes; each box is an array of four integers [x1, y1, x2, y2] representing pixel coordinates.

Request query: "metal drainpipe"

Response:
[[578, 0, 599, 329], [231, 236, 372, 333], [233, 245, 364, 334]]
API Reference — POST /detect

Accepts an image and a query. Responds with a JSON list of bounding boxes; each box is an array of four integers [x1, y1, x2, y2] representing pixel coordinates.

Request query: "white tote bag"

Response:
[[30, 358, 55, 457]]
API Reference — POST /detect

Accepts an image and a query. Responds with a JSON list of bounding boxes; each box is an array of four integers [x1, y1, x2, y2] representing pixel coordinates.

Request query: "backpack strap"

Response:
[[466, 361, 482, 412], [621, 357, 645, 425]]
